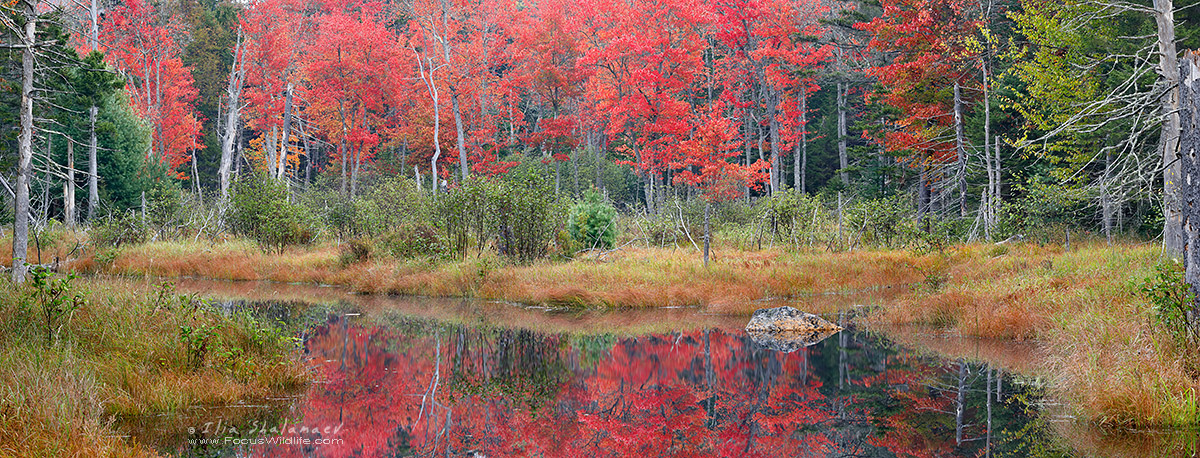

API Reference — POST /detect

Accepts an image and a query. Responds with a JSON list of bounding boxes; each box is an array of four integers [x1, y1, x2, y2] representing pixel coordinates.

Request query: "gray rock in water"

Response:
[[745, 306, 843, 353]]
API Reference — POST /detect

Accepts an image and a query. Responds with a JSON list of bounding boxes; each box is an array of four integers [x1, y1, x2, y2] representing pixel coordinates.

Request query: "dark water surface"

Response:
[[118, 279, 1174, 457]]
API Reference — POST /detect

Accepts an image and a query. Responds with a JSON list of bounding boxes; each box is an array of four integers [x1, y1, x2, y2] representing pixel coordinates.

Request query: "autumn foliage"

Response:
[[88, 0, 837, 195]]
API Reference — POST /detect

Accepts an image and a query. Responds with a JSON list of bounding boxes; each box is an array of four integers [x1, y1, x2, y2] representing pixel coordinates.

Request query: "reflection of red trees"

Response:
[[243, 321, 983, 457]]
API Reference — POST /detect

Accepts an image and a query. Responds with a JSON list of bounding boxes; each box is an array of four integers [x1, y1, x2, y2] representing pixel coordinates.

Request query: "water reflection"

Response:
[[152, 303, 1064, 457]]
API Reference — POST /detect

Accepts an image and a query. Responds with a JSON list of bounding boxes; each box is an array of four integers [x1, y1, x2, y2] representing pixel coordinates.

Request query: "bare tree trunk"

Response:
[[339, 138, 347, 195], [571, 149, 579, 197], [414, 48, 442, 196], [65, 140, 75, 229], [89, 0, 98, 51], [918, 164, 930, 229], [837, 81, 849, 186], [982, 57, 995, 239], [703, 201, 711, 267], [954, 82, 967, 217], [220, 26, 245, 204], [1178, 51, 1200, 321], [1103, 150, 1114, 245], [796, 87, 807, 192], [768, 89, 781, 195], [277, 83, 294, 180], [88, 106, 98, 221], [12, 0, 36, 283], [452, 91, 468, 182], [266, 125, 278, 179], [744, 101, 753, 200], [1155, 0, 1183, 255], [87, 0, 99, 222]]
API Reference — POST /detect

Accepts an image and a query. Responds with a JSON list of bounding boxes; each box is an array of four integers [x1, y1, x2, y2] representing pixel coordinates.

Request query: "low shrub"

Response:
[[568, 190, 618, 250], [229, 175, 317, 253]]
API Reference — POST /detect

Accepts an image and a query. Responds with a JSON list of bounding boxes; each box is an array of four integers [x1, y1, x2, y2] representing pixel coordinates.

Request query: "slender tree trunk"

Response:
[[88, 106, 98, 220], [768, 89, 781, 195], [452, 91, 468, 182], [220, 26, 244, 204], [744, 102, 753, 200], [89, 0, 98, 51], [277, 83, 293, 180], [414, 49, 442, 196], [796, 87, 807, 192], [266, 126, 278, 178], [918, 164, 930, 229], [982, 58, 994, 239], [703, 201, 711, 267], [351, 144, 361, 198], [1155, 0, 1183, 255], [1104, 150, 1114, 245], [954, 82, 967, 217], [65, 140, 75, 229], [12, 0, 35, 283], [87, 0, 98, 222], [571, 149, 579, 197], [837, 81, 849, 186], [339, 138, 348, 195], [301, 119, 313, 188]]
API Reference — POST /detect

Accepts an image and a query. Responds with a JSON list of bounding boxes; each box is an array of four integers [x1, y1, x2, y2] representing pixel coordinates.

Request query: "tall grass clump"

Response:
[[0, 275, 309, 456]]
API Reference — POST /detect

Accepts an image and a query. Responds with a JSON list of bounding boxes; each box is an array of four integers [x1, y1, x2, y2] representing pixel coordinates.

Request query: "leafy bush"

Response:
[[755, 189, 830, 249], [492, 172, 566, 262], [431, 173, 565, 262], [568, 190, 618, 250], [1141, 261, 1199, 344], [845, 194, 914, 248], [997, 181, 1090, 244], [379, 224, 444, 258], [24, 267, 85, 346], [228, 175, 316, 253], [339, 238, 375, 265], [89, 212, 149, 248]]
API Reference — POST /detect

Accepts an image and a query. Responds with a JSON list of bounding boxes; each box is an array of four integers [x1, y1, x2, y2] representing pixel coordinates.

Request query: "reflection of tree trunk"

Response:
[[339, 316, 348, 423], [986, 366, 993, 458], [703, 329, 714, 428], [955, 361, 967, 445], [838, 311, 847, 392], [996, 368, 1003, 402]]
